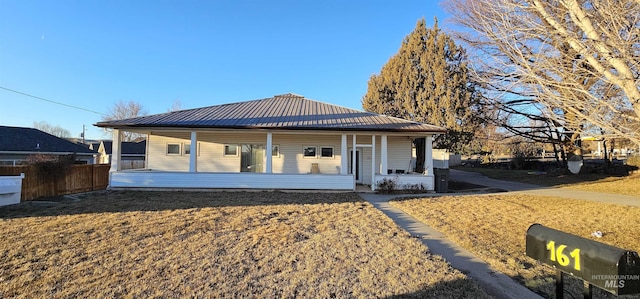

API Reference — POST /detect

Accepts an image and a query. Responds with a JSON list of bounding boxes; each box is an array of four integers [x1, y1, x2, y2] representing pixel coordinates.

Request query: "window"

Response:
[[303, 146, 317, 158], [320, 147, 334, 158], [271, 145, 280, 157], [167, 144, 180, 155], [184, 144, 191, 155], [224, 144, 238, 156]]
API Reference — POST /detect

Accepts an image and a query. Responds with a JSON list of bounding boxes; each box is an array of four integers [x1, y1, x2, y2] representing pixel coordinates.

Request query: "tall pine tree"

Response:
[[363, 18, 482, 171]]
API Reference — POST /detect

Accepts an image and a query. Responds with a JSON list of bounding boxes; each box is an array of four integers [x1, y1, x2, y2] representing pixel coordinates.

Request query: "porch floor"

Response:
[[355, 185, 374, 193]]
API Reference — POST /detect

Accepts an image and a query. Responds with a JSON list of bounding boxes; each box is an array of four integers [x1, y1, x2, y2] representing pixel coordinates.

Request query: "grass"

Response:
[[391, 194, 640, 299], [0, 191, 489, 298], [560, 174, 640, 196], [453, 166, 640, 196]]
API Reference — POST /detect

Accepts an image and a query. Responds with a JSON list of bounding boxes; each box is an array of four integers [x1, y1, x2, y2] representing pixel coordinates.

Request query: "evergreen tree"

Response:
[[363, 18, 482, 171]]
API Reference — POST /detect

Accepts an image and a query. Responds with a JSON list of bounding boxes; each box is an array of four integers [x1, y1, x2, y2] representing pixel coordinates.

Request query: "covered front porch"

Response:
[[108, 129, 436, 191]]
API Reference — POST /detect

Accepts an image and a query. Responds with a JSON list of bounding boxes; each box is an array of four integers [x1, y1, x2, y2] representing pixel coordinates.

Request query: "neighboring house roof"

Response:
[[0, 126, 97, 154], [95, 93, 446, 133]]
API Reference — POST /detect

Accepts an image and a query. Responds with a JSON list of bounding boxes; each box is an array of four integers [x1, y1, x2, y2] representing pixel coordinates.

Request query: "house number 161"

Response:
[[546, 240, 581, 270]]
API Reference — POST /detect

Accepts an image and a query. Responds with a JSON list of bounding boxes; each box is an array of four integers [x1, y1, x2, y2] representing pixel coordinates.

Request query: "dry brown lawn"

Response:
[[454, 167, 640, 197], [391, 194, 640, 299], [0, 191, 489, 298], [560, 173, 640, 197]]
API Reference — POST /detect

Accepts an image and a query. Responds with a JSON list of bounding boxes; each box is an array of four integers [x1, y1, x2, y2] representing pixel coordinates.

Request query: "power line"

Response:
[[0, 86, 106, 115]]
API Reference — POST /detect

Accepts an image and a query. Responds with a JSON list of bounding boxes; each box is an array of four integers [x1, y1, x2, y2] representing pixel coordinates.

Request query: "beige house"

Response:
[[95, 94, 446, 191]]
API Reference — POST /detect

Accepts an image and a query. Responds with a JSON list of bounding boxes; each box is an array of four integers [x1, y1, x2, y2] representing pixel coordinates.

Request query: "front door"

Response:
[[349, 150, 362, 184]]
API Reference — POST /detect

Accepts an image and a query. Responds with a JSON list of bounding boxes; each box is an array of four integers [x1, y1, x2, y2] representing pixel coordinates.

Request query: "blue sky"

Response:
[[1, 0, 450, 139]]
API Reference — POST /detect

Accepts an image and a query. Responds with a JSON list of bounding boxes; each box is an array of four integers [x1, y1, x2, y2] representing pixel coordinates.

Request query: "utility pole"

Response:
[[81, 125, 86, 144]]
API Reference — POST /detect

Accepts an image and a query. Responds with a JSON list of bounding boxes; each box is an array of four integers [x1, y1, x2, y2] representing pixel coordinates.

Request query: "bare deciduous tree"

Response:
[[102, 100, 147, 141], [444, 0, 640, 147], [33, 121, 71, 138], [168, 99, 182, 112]]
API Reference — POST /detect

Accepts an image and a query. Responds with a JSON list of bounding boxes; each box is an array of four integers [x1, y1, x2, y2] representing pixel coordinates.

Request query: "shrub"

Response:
[[402, 183, 427, 193], [377, 177, 398, 194], [25, 154, 75, 176], [377, 177, 428, 194]]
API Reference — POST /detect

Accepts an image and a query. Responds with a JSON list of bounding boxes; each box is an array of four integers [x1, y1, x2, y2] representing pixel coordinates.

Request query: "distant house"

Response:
[[0, 126, 97, 166], [95, 93, 446, 191], [90, 140, 146, 169]]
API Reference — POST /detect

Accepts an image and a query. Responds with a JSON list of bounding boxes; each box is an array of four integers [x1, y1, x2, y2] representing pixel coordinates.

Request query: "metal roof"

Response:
[[95, 93, 446, 133]]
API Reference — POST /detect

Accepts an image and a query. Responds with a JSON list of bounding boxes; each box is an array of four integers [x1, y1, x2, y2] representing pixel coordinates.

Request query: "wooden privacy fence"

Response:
[[0, 164, 110, 201]]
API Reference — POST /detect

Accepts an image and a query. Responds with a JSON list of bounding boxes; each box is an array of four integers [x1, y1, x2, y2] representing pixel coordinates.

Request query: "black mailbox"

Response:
[[526, 224, 640, 296]]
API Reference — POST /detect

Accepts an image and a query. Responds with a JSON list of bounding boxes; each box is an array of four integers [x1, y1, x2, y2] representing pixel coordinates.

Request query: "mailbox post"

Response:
[[526, 224, 640, 298]]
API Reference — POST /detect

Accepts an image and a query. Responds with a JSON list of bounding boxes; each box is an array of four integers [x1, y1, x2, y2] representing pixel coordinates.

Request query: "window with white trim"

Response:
[[167, 143, 180, 155], [320, 146, 334, 158], [224, 144, 238, 156], [303, 145, 317, 158], [271, 145, 280, 157]]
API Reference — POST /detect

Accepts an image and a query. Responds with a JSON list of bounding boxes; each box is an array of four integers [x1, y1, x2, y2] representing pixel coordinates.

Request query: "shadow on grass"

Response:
[[0, 190, 365, 219], [446, 181, 508, 193], [381, 277, 492, 298]]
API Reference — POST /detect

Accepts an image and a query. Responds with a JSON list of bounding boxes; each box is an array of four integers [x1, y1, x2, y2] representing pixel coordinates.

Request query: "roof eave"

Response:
[[96, 124, 446, 134]]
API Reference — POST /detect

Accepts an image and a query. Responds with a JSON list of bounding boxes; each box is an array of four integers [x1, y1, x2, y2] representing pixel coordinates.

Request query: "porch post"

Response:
[[189, 131, 198, 172], [265, 131, 273, 173], [110, 129, 122, 172], [424, 135, 433, 175], [371, 135, 376, 191], [340, 134, 347, 174], [352, 134, 357, 184], [381, 135, 388, 174]]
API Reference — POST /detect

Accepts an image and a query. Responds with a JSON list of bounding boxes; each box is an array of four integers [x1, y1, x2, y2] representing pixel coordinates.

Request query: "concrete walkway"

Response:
[[359, 192, 542, 299], [449, 169, 640, 207]]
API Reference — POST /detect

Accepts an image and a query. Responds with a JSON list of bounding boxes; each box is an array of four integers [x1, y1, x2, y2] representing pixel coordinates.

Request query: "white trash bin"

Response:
[[0, 173, 25, 206]]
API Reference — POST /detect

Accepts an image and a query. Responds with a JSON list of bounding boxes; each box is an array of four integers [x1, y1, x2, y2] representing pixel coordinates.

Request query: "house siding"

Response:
[[148, 132, 347, 174], [0, 153, 96, 165], [147, 133, 191, 171], [275, 134, 343, 174], [385, 136, 413, 174]]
